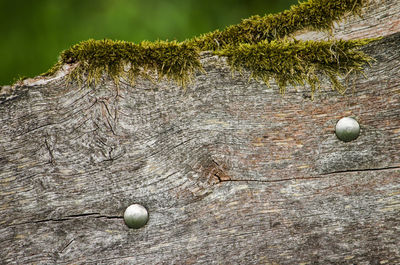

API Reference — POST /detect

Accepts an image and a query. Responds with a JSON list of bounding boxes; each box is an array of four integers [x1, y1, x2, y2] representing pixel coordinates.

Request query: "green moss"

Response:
[[215, 38, 374, 97], [43, 0, 374, 96], [190, 0, 369, 50], [44, 39, 203, 86]]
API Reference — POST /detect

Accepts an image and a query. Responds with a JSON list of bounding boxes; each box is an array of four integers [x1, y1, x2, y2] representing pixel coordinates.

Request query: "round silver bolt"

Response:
[[124, 204, 148, 229], [335, 117, 360, 142]]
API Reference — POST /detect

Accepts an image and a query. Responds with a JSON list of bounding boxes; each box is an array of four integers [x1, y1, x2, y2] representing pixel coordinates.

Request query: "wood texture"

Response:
[[296, 0, 400, 40], [1, 2, 399, 264]]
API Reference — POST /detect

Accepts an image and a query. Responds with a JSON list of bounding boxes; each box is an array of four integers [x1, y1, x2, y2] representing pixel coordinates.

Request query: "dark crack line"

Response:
[[17, 122, 55, 137], [65, 213, 122, 220], [44, 137, 54, 164], [220, 175, 326, 183], [64, 212, 101, 218], [214, 173, 222, 183], [59, 239, 74, 254], [220, 166, 400, 183], [9, 213, 123, 227], [320, 166, 400, 176]]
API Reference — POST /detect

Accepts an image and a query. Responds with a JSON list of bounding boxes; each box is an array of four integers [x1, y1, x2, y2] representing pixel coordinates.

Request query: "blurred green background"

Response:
[[0, 0, 297, 85]]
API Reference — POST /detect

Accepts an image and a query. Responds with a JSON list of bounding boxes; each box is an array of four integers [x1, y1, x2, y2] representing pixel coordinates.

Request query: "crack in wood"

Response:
[[214, 173, 222, 183], [221, 175, 326, 183], [10, 213, 123, 227], [208, 158, 231, 183], [44, 137, 55, 164], [96, 97, 118, 136], [221, 166, 400, 183], [320, 165, 400, 176], [17, 122, 55, 137], [59, 239, 74, 254]]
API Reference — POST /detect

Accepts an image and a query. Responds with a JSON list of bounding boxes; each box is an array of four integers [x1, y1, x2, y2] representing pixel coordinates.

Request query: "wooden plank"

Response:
[[1, 3, 399, 265]]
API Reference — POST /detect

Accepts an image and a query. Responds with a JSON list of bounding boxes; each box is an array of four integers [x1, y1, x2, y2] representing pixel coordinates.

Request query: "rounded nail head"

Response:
[[335, 117, 360, 142], [124, 204, 148, 229]]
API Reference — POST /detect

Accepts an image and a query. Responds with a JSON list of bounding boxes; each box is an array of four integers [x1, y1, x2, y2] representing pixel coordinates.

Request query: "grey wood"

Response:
[[1, 3, 399, 265], [296, 0, 400, 41]]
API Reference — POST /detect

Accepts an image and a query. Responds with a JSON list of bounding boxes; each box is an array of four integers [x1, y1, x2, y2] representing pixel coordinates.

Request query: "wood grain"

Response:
[[296, 0, 400, 41], [1, 3, 399, 264]]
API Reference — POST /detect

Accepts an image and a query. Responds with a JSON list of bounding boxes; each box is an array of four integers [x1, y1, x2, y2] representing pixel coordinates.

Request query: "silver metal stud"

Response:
[[124, 204, 149, 229], [335, 117, 360, 142]]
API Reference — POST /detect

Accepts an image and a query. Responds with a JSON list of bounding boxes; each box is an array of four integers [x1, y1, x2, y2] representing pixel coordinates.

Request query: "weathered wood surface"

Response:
[[296, 0, 400, 40], [1, 3, 400, 265]]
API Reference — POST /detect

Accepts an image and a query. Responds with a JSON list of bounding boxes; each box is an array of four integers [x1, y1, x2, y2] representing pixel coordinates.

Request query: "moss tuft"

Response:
[[190, 0, 369, 50], [215, 38, 375, 97], [44, 39, 203, 86], [42, 0, 375, 96]]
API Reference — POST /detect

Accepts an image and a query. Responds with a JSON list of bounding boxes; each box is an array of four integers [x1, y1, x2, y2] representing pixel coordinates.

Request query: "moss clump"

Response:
[[43, 0, 374, 96], [216, 38, 374, 96], [190, 0, 369, 50], [45, 39, 202, 86]]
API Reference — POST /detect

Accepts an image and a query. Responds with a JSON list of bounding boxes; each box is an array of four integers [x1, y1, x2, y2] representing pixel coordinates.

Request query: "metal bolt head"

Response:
[[335, 117, 360, 142], [124, 204, 148, 229]]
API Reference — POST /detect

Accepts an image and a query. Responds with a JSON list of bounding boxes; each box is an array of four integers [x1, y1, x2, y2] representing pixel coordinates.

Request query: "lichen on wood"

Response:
[[43, 0, 374, 96]]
